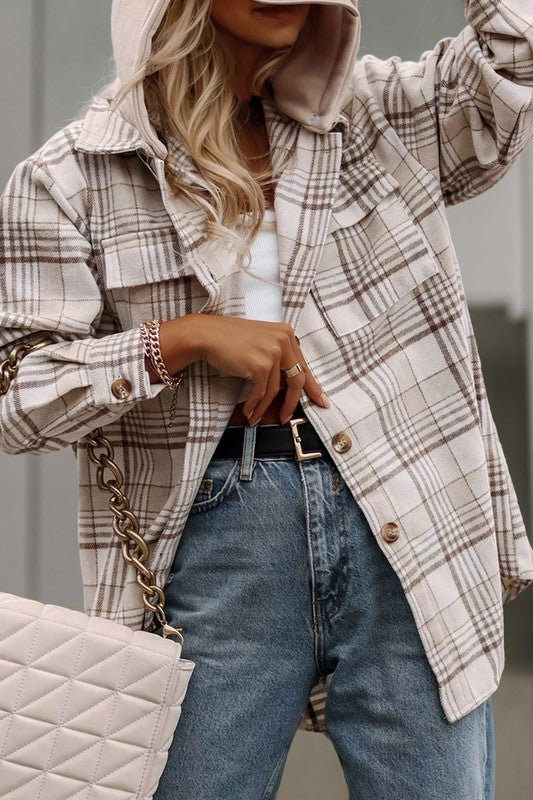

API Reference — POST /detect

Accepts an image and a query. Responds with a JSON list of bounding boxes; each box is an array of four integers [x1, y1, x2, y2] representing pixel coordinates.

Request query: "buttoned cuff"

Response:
[[85, 327, 166, 408]]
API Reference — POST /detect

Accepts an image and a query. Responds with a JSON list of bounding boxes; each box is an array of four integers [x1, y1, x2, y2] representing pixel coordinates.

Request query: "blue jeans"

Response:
[[154, 425, 495, 800]]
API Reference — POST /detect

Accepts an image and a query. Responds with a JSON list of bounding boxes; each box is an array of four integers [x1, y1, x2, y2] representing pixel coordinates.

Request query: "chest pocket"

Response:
[[311, 162, 439, 337], [99, 228, 208, 328]]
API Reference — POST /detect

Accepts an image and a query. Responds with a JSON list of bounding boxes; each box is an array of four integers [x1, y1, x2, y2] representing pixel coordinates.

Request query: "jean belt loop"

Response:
[[239, 424, 257, 481]]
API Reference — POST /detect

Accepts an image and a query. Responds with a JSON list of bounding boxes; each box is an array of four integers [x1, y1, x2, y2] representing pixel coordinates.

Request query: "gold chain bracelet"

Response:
[[139, 320, 184, 427]]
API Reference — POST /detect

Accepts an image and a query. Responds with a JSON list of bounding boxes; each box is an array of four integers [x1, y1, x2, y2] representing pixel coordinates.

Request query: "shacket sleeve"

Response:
[[0, 158, 165, 455], [358, 0, 533, 205]]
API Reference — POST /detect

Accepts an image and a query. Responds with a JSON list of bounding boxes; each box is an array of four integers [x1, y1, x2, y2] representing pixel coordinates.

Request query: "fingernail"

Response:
[[281, 415, 291, 425], [320, 392, 330, 409]]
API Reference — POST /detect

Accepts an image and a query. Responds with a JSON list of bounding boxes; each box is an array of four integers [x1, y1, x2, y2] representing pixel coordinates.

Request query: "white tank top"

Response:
[[237, 207, 283, 403], [242, 208, 282, 321]]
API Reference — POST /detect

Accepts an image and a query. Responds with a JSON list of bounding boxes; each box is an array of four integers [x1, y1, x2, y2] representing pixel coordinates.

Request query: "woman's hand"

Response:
[[157, 313, 329, 425]]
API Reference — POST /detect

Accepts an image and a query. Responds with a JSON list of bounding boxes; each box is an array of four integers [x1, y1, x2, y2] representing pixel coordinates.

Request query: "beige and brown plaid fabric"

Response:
[[1, 0, 533, 731]]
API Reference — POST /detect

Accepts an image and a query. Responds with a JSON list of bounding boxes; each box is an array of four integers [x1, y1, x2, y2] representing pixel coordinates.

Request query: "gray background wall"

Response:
[[0, 1, 531, 798]]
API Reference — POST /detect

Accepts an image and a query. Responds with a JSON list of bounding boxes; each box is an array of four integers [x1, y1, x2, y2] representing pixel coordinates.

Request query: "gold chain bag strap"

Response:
[[0, 334, 195, 800]]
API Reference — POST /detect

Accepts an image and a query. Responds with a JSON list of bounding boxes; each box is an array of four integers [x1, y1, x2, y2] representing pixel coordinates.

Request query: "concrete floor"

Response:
[[278, 669, 533, 799]]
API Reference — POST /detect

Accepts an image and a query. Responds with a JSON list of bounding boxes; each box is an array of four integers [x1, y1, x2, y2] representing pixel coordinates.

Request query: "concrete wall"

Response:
[[0, 2, 531, 798]]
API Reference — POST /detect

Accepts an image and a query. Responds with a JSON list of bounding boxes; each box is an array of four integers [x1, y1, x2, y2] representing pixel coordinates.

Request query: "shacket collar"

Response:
[[74, 95, 210, 198], [74, 96, 166, 159], [74, 90, 350, 176]]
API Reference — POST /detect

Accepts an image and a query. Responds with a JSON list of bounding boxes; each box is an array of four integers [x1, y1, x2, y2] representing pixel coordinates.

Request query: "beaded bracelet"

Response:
[[140, 320, 184, 427]]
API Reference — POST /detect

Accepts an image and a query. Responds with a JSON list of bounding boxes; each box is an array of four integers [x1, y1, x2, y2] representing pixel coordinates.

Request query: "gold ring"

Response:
[[283, 362, 303, 379]]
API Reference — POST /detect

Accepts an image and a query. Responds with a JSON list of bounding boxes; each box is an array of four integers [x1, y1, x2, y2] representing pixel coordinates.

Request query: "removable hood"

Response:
[[110, 0, 360, 158]]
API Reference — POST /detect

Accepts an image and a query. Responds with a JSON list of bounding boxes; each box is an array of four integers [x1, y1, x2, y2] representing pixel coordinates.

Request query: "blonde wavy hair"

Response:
[[114, 0, 297, 267]]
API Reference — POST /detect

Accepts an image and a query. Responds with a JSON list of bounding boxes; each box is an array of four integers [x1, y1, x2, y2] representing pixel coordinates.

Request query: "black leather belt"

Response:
[[212, 417, 333, 462]]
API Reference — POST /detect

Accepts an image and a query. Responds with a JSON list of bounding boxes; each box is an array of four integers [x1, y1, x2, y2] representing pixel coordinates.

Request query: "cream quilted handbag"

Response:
[[0, 336, 195, 799]]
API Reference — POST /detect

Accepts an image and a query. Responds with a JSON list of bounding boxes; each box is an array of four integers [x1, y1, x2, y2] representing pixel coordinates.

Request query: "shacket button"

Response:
[[332, 432, 353, 454], [381, 522, 401, 544], [111, 377, 133, 400]]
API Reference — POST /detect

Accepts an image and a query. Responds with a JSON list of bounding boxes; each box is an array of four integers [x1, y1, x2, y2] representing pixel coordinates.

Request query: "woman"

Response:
[[1, 0, 532, 797]]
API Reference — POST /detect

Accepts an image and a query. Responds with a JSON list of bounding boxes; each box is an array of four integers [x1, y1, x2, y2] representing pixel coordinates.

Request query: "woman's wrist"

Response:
[[144, 314, 204, 385], [144, 355, 160, 385]]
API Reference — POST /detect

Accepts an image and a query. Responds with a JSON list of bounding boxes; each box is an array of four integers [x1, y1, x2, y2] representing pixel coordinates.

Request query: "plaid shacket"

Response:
[[1, 0, 533, 731]]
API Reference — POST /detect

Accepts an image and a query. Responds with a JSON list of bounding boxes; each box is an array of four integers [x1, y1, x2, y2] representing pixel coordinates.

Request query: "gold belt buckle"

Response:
[[289, 418, 323, 462]]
